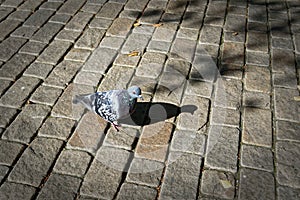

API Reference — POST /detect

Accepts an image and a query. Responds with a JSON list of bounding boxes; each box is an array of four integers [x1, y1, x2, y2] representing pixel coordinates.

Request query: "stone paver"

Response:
[[0, 0, 299, 199]]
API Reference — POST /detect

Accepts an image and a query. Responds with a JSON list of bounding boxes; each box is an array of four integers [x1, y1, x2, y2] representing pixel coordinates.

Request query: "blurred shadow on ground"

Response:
[[119, 102, 197, 126]]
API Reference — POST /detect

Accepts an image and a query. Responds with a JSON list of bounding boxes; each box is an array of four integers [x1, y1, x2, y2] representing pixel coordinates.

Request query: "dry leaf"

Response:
[[128, 51, 139, 57], [134, 22, 141, 27], [232, 32, 239, 36], [294, 96, 300, 101], [220, 180, 232, 189], [152, 23, 163, 27]]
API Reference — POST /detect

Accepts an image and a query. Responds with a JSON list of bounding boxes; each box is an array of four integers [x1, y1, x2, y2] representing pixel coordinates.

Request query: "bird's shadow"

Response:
[[119, 102, 197, 126]]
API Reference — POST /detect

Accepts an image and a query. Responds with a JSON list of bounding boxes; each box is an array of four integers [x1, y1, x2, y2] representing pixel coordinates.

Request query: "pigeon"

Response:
[[73, 86, 143, 131]]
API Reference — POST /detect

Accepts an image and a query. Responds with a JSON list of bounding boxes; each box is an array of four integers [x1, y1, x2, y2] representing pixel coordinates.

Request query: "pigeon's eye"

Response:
[[132, 91, 136, 94]]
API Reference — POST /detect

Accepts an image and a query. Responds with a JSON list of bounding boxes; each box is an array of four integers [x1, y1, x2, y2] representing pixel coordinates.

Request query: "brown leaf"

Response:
[[134, 22, 141, 27], [232, 32, 239, 36], [220, 180, 232, 189], [128, 51, 139, 57], [152, 23, 163, 27]]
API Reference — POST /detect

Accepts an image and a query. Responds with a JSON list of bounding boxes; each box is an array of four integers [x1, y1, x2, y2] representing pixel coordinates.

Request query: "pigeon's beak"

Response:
[[139, 95, 144, 100]]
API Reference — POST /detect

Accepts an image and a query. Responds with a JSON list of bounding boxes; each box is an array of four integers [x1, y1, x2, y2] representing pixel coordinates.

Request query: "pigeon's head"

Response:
[[128, 86, 143, 100]]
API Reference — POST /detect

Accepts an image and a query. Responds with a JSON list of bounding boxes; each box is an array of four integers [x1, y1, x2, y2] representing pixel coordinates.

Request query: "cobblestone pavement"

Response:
[[0, 0, 299, 199]]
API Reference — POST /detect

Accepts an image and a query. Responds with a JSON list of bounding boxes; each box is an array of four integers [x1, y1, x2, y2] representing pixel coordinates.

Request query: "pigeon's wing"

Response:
[[73, 93, 97, 112], [111, 90, 132, 120]]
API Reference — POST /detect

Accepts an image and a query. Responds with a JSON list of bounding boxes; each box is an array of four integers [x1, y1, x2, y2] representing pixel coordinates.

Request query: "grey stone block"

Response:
[[80, 147, 131, 199], [136, 53, 165, 79], [248, 4, 267, 23], [98, 66, 135, 91], [0, 80, 11, 96], [67, 112, 105, 153], [148, 0, 168, 9], [177, 28, 199, 40], [277, 186, 300, 200], [23, 62, 54, 79], [0, 76, 40, 108], [241, 145, 274, 172], [89, 17, 112, 29], [1, 0, 23, 8], [96, 2, 123, 19], [271, 49, 295, 73], [204, 16, 224, 27], [244, 65, 271, 93], [243, 91, 270, 109], [11, 25, 38, 39], [38, 116, 75, 140], [247, 21, 267, 33], [171, 130, 206, 155], [126, 157, 164, 187], [74, 71, 102, 87], [37, 173, 82, 200], [273, 72, 298, 89], [0, 140, 24, 165], [40, 1, 62, 10], [121, 33, 151, 54], [125, 0, 149, 11], [52, 84, 93, 120], [0, 165, 9, 182], [75, 28, 105, 50], [182, 11, 204, 29], [221, 42, 244, 65], [166, 0, 187, 14], [214, 78, 242, 109], [210, 107, 240, 127], [114, 54, 140, 68], [65, 12, 93, 31], [274, 88, 299, 122], [276, 141, 300, 188], [207, 1, 227, 17], [0, 106, 18, 128], [225, 15, 246, 32], [24, 9, 55, 27], [80, 3, 102, 14], [205, 126, 239, 173], [276, 120, 300, 141], [8, 137, 64, 187], [104, 127, 139, 150], [49, 13, 71, 24], [246, 50, 269, 66], [19, 41, 47, 56], [116, 183, 157, 200], [147, 40, 171, 53], [82, 47, 117, 73], [57, 0, 85, 15], [200, 25, 222, 45], [0, 37, 27, 62], [185, 80, 213, 98], [119, 9, 141, 19], [242, 108, 272, 147], [107, 18, 133, 37], [100, 36, 125, 50], [65, 48, 91, 62], [159, 152, 202, 200], [238, 168, 275, 200], [0, 182, 37, 200], [177, 95, 209, 131], [0, 53, 35, 80], [192, 54, 218, 82], [30, 85, 63, 106], [0, 19, 21, 40], [44, 60, 82, 88], [18, 0, 44, 11], [2, 104, 50, 143], [56, 28, 82, 42], [53, 149, 91, 177], [36, 40, 72, 65], [201, 170, 235, 199], [246, 32, 268, 52], [140, 8, 163, 24], [272, 37, 293, 50], [170, 38, 197, 63], [31, 22, 63, 43]]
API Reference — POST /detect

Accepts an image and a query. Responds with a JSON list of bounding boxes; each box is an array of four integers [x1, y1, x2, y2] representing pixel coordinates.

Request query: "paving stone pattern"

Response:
[[0, 0, 299, 199]]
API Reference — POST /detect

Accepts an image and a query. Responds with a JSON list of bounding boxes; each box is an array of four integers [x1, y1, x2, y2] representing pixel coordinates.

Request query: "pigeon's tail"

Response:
[[73, 94, 95, 112]]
